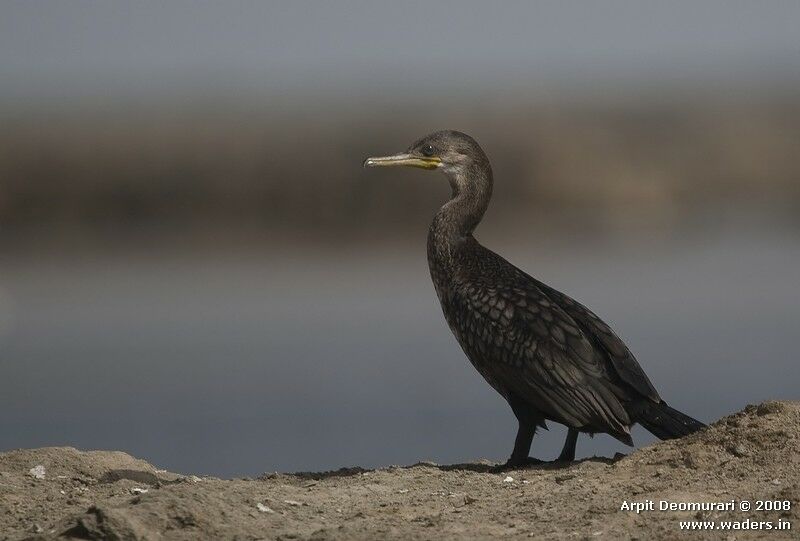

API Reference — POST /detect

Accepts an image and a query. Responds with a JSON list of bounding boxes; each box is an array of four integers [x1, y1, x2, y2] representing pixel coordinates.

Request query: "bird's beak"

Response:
[[363, 153, 441, 170]]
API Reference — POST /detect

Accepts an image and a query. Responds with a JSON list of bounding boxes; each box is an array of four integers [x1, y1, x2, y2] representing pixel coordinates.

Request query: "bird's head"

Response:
[[363, 130, 490, 179]]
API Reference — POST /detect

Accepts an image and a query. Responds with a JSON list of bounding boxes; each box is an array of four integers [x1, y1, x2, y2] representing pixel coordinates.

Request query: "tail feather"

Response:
[[631, 400, 706, 440]]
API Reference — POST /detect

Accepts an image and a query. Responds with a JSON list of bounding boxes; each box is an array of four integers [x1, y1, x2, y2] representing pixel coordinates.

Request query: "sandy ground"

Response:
[[1, 401, 798, 541]]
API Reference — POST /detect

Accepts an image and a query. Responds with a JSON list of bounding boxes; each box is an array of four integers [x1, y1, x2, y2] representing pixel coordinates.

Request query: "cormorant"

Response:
[[364, 130, 705, 468]]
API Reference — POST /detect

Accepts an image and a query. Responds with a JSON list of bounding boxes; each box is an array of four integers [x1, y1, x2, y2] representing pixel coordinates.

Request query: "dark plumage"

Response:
[[364, 130, 705, 467]]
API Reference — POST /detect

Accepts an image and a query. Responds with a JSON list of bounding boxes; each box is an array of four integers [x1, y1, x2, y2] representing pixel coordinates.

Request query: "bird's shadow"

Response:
[[278, 455, 623, 481]]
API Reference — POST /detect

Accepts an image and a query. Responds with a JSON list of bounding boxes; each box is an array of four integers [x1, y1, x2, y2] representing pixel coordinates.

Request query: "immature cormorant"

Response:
[[364, 130, 705, 468]]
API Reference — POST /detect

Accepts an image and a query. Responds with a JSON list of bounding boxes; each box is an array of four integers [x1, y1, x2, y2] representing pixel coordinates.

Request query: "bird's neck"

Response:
[[428, 165, 493, 258]]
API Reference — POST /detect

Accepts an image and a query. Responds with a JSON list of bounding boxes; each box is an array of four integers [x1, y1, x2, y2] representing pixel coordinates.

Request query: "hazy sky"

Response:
[[2, 1, 800, 101]]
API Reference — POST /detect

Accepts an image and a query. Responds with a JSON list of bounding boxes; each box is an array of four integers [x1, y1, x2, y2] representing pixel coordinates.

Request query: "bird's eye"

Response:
[[421, 144, 435, 157]]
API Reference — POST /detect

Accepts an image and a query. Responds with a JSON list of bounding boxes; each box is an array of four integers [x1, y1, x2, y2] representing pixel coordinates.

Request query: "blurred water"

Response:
[[1, 228, 798, 477]]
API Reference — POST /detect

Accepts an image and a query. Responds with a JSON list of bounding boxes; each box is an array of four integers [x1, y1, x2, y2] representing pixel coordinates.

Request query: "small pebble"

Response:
[[503, 476, 514, 483], [257, 503, 274, 513], [28, 465, 46, 479], [729, 445, 749, 458]]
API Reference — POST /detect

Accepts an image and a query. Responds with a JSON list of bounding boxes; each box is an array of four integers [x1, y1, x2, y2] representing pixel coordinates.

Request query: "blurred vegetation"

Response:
[[1, 94, 799, 241]]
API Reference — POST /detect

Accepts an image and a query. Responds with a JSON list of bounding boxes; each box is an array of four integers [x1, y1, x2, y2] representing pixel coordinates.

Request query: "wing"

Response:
[[534, 281, 661, 403], [446, 251, 634, 438]]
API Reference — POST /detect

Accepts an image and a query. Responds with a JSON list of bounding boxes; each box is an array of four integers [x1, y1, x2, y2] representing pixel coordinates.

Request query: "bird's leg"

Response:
[[556, 428, 579, 462], [498, 397, 545, 469], [507, 419, 536, 467]]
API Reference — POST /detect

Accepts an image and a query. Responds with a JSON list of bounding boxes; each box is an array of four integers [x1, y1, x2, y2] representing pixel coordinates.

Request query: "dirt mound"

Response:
[[1, 401, 798, 540]]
